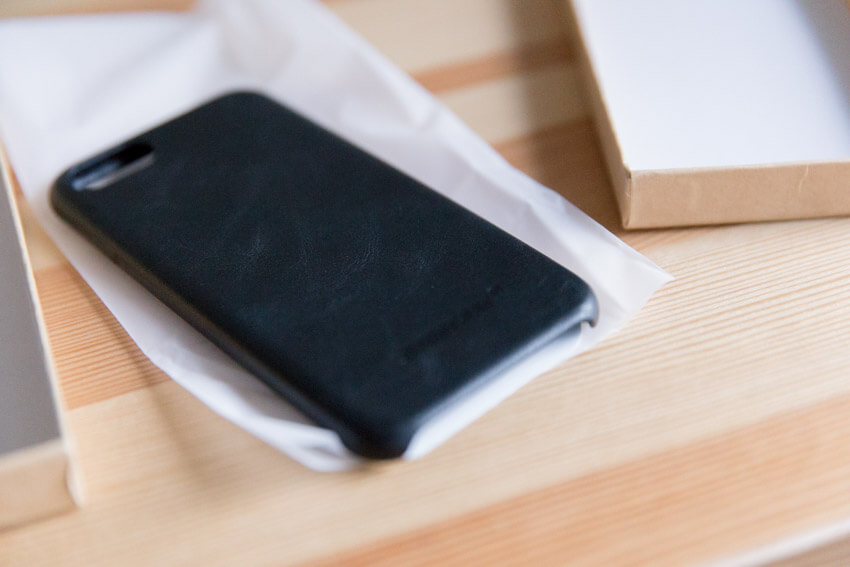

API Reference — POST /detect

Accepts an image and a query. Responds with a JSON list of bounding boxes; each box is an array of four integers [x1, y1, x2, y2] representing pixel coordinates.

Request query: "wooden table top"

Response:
[[3, 1, 850, 565]]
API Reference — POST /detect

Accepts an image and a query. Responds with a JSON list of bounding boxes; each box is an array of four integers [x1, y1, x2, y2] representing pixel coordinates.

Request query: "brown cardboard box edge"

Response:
[[565, 0, 850, 229], [629, 161, 850, 228], [0, 145, 83, 529]]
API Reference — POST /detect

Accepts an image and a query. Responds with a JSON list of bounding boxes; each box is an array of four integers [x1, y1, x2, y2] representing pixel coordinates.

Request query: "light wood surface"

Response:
[[2, 1, 850, 565]]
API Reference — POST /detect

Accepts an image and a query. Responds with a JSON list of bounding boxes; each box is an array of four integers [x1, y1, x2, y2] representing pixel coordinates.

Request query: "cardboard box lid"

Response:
[[569, 0, 850, 228], [0, 151, 81, 528]]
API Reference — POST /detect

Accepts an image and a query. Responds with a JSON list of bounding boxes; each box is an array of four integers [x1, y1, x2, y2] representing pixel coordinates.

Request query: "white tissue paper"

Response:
[[0, 0, 671, 471]]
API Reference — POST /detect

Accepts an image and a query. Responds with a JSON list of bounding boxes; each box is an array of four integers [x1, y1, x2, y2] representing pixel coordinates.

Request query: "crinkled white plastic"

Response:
[[0, 0, 671, 471]]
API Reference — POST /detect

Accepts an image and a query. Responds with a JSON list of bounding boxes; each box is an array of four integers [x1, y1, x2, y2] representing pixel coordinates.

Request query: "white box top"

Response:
[[573, 0, 850, 171]]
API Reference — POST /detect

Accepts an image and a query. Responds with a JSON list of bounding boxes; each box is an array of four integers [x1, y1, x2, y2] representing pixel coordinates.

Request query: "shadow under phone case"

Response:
[[51, 92, 598, 459]]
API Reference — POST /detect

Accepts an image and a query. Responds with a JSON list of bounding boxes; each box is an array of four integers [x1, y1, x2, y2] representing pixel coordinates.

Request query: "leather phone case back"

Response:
[[52, 92, 598, 458]]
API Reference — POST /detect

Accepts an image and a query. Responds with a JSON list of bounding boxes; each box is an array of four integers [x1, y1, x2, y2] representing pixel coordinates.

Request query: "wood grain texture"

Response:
[[35, 265, 170, 410], [0, 0, 191, 17], [0, 441, 75, 530], [771, 536, 850, 567], [326, 0, 566, 74], [2, 0, 850, 565], [310, 393, 850, 567], [413, 38, 573, 94]]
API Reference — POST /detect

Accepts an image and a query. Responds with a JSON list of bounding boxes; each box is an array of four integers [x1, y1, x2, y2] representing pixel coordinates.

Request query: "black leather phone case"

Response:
[[51, 92, 598, 459]]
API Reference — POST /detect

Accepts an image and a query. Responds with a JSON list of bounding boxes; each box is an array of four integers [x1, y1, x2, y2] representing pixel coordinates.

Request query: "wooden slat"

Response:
[[0, 0, 192, 17], [413, 38, 573, 93], [310, 393, 850, 567], [326, 0, 568, 73], [771, 536, 850, 567], [35, 265, 170, 410], [438, 63, 586, 144]]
